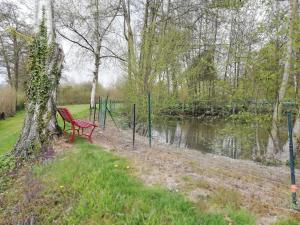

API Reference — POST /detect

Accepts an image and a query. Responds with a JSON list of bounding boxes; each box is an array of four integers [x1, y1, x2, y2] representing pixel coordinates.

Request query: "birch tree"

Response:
[[0, 1, 30, 109], [56, 0, 122, 108], [121, 0, 137, 81]]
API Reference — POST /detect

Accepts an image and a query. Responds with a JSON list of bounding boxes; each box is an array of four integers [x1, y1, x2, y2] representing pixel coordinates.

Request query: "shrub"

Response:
[[58, 83, 105, 105]]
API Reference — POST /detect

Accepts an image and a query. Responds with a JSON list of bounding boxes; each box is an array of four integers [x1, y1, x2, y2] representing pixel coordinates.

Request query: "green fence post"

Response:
[[287, 111, 297, 206], [103, 96, 108, 129], [133, 104, 136, 148], [89, 103, 92, 121], [148, 92, 152, 148], [99, 97, 102, 125], [93, 101, 97, 124]]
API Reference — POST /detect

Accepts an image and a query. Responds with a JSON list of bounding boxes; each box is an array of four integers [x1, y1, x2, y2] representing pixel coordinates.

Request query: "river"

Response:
[[151, 117, 289, 162]]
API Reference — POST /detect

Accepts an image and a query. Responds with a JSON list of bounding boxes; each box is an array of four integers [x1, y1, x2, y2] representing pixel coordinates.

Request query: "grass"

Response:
[[273, 220, 300, 225], [0, 111, 24, 154], [1, 140, 256, 225], [0, 104, 89, 155]]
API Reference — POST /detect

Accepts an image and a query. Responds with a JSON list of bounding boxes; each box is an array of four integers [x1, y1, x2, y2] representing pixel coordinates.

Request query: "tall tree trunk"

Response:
[[267, 0, 299, 158], [140, 0, 150, 92], [13, 33, 20, 111], [0, 35, 13, 87], [90, 0, 101, 108], [13, 0, 64, 158], [171, 66, 178, 98], [224, 14, 234, 81], [122, 0, 137, 81], [142, 1, 160, 93], [90, 51, 100, 108]]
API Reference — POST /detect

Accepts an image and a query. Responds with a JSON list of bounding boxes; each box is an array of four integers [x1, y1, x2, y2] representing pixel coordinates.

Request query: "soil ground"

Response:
[[88, 119, 300, 225]]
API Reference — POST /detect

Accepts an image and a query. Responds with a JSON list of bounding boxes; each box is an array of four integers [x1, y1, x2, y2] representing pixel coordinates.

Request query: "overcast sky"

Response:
[[0, 0, 123, 88]]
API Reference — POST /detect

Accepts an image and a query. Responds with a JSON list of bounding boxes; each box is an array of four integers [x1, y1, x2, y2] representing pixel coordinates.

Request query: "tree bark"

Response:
[[141, 0, 160, 93], [90, 0, 101, 108], [90, 51, 100, 108], [13, 0, 64, 158], [13, 33, 20, 110], [14, 43, 64, 157], [122, 0, 137, 81], [0, 34, 13, 87]]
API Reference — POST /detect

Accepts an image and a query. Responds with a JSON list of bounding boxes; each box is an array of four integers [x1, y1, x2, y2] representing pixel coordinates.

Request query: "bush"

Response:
[[0, 153, 16, 192], [58, 83, 105, 105]]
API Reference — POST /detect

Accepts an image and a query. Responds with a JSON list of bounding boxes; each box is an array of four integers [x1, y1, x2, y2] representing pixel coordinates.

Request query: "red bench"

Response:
[[57, 107, 97, 143]]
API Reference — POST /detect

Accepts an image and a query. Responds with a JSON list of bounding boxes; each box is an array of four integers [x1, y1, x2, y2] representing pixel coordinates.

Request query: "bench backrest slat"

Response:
[[57, 107, 74, 123]]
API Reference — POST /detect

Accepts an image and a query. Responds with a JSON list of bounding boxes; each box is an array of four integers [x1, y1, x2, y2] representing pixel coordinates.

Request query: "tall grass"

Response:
[[0, 86, 16, 117], [58, 83, 105, 105]]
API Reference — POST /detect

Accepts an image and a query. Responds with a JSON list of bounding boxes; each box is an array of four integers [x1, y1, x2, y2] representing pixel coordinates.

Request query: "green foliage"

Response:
[[26, 14, 50, 105], [210, 0, 246, 9], [273, 219, 300, 225], [229, 112, 272, 125], [0, 153, 16, 191], [226, 208, 256, 225], [25, 12, 53, 146], [0, 153, 15, 176], [58, 83, 105, 105], [0, 111, 24, 154], [118, 0, 300, 120], [186, 50, 217, 82], [121, 25, 191, 121], [245, 41, 283, 102]]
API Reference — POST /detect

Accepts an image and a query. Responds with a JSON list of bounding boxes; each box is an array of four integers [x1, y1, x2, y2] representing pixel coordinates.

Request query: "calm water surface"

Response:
[[151, 117, 288, 161]]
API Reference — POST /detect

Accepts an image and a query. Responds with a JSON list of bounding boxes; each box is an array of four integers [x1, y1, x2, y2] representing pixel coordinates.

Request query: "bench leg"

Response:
[[63, 121, 66, 134], [69, 124, 76, 143], [88, 126, 97, 143]]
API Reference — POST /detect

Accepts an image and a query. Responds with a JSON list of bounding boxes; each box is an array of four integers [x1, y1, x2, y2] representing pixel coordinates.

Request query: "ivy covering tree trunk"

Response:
[[13, 11, 64, 158]]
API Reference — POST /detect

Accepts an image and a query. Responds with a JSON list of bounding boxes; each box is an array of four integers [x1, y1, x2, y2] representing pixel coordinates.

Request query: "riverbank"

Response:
[[94, 119, 300, 225], [3, 140, 253, 225], [0, 107, 299, 225], [159, 101, 272, 118]]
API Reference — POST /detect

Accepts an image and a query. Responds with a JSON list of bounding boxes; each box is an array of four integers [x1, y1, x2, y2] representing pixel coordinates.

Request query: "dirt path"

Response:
[[92, 120, 300, 225]]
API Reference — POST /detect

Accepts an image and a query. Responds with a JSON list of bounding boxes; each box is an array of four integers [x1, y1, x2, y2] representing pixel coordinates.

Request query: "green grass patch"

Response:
[[0, 104, 89, 154], [0, 111, 24, 154], [26, 140, 255, 225], [273, 220, 300, 225]]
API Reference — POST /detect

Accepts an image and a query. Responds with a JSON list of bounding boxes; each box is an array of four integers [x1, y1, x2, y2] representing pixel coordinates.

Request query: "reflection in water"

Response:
[[151, 118, 288, 161]]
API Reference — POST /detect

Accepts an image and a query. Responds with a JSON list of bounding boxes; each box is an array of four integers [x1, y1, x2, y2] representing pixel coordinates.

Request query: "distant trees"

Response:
[[120, 0, 261, 109], [0, 1, 31, 110], [55, 0, 123, 108], [117, 0, 300, 159]]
